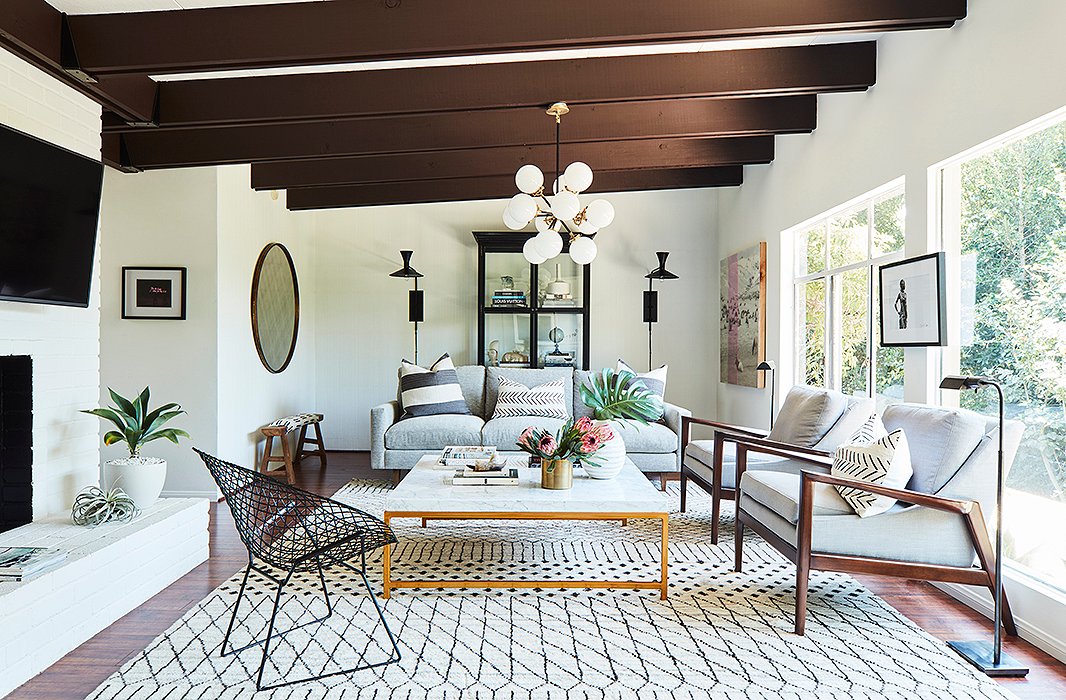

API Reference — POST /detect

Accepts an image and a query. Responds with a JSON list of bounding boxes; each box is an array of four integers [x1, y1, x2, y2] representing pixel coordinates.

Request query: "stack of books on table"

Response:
[[491, 290, 527, 307], [541, 293, 575, 307], [0, 547, 67, 582], [543, 352, 575, 367], [439, 445, 497, 466], [451, 468, 520, 486]]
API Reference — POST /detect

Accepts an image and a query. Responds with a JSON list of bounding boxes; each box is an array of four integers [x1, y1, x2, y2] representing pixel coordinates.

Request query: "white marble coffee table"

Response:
[[382, 453, 671, 599]]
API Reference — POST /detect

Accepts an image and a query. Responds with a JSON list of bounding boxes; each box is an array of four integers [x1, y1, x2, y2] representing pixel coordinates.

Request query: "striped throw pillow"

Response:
[[491, 377, 568, 419], [831, 429, 913, 517], [399, 354, 471, 418], [617, 359, 667, 419], [848, 412, 887, 446]]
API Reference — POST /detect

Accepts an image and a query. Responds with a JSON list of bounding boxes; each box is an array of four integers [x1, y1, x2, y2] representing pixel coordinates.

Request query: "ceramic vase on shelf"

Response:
[[582, 420, 626, 479], [541, 459, 573, 490], [101, 457, 167, 509]]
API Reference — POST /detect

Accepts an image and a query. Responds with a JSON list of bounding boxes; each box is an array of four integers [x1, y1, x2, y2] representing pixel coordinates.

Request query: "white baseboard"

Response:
[[934, 576, 1066, 664], [161, 489, 219, 500]]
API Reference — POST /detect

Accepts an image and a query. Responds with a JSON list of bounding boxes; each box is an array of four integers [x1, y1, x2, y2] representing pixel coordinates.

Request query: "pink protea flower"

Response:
[[518, 427, 535, 446], [574, 416, 594, 433], [581, 433, 601, 453], [538, 434, 557, 456], [592, 423, 614, 442]]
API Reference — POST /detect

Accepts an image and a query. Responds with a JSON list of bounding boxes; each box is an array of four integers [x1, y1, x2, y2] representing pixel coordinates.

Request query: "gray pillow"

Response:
[[767, 385, 848, 447]]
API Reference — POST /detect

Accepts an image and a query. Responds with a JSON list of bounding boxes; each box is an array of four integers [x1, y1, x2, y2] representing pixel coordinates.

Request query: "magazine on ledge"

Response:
[[0, 546, 67, 581]]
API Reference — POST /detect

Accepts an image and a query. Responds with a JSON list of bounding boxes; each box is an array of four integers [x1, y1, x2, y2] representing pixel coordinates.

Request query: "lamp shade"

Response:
[[515, 164, 544, 194], [550, 191, 581, 221], [569, 236, 597, 265], [564, 161, 594, 193], [940, 375, 991, 390], [533, 230, 564, 259], [507, 193, 537, 222], [645, 251, 679, 280], [756, 360, 777, 372], [503, 208, 526, 231], [586, 199, 615, 228], [389, 250, 423, 278], [523, 237, 548, 264]]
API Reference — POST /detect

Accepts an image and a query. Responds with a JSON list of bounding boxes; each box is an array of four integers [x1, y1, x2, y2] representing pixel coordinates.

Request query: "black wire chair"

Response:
[[195, 448, 400, 690]]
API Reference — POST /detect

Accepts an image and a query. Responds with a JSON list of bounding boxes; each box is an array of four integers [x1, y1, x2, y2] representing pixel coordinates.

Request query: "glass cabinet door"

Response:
[[536, 258, 583, 309], [484, 252, 532, 309], [537, 311, 583, 368], [485, 313, 532, 368]]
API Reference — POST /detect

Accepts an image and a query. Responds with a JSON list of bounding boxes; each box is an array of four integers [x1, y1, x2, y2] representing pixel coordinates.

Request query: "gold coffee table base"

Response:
[[382, 511, 669, 600]]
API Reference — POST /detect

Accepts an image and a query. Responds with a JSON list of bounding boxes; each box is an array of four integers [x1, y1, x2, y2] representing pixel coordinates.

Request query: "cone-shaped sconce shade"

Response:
[[646, 251, 680, 280], [389, 250, 424, 278]]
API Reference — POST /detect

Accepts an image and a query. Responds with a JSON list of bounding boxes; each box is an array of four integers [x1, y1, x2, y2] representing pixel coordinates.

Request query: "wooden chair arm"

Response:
[[725, 433, 833, 461], [800, 470, 975, 515], [680, 415, 767, 445]]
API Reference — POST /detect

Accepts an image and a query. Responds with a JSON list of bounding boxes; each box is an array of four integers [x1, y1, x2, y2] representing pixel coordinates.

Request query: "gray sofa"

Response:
[[370, 365, 690, 476]]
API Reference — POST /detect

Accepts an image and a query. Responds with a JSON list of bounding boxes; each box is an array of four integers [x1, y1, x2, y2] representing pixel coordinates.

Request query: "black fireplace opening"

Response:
[[0, 356, 32, 534]]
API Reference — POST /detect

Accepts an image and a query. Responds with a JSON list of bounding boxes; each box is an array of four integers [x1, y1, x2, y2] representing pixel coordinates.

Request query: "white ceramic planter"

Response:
[[582, 420, 626, 479], [101, 457, 167, 509]]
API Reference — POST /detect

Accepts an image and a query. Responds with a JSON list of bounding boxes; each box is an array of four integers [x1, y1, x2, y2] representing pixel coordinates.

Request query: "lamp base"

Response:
[[947, 641, 1029, 677]]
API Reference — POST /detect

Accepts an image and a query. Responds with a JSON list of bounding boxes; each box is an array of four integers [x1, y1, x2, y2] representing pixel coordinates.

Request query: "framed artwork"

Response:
[[121, 267, 187, 320], [720, 242, 767, 387], [878, 252, 947, 346]]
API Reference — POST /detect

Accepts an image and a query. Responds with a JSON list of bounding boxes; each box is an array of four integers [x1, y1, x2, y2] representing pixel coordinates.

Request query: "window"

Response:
[[791, 183, 906, 406], [938, 112, 1066, 593]]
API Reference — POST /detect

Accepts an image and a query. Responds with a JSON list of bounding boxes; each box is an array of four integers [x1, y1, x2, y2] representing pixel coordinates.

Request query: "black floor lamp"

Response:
[[756, 360, 776, 430], [390, 250, 424, 364], [644, 251, 679, 371], [939, 374, 1028, 677]]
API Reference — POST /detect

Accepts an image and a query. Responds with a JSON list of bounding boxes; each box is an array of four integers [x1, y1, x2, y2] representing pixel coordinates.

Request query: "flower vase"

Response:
[[541, 459, 573, 490], [582, 420, 626, 479]]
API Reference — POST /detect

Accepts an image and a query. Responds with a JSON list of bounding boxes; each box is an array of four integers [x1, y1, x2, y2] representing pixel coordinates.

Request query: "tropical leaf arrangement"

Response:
[[579, 368, 663, 424], [82, 387, 190, 458]]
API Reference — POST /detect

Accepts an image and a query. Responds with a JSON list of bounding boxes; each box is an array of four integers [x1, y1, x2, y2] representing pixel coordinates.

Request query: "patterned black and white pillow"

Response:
[[848, 412, 887, 446], [617, 359, 667, 419], [492, 377, 568, 420], [399, 354, 471, 418], [832, 429, 913, 517]]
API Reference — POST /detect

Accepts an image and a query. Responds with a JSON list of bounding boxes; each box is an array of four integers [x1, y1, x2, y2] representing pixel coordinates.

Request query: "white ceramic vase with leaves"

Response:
[[578, 369, 663, 479]]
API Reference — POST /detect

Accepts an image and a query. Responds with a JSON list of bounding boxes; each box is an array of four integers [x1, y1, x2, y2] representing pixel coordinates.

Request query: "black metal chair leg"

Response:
[[256, 568, 297, 691], [221, 562, 253, 657], [315, 556, 333, 616], [352, 564, 402, 664]]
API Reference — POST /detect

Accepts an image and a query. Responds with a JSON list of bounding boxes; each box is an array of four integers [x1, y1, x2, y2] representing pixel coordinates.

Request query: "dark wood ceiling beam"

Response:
[[104, 96, 813, 169], [65, 0, 965, 77], [285, 167, 744, 211], [251, 137, 772, 190], [0, 0, 157, 126], [148, 43, 874, 129]]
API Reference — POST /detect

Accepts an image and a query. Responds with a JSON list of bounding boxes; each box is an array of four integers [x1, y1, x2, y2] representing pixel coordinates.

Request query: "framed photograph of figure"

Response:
[[720, 241, 767, 387], [121, 267, 187, 320], [878, 252, 946, 346]]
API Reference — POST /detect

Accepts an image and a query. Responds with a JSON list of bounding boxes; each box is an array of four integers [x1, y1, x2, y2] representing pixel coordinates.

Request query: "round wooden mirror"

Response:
[[251, 242, 299, 373]]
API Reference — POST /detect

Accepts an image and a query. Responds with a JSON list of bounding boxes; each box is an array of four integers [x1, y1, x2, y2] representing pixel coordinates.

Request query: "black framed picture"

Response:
[[121, 267, 187, 320], [878, 252, 947, 347]]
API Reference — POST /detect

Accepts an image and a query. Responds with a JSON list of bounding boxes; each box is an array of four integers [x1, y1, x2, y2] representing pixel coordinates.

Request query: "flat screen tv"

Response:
[[0, 122, 103, 308]]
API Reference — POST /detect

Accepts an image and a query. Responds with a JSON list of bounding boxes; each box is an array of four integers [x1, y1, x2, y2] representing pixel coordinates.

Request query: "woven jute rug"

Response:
[[87, 480, 1015, 699]]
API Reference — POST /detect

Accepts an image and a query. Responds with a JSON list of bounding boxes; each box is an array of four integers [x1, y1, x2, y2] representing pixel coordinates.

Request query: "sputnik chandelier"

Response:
[[503, 102, 616, 265]]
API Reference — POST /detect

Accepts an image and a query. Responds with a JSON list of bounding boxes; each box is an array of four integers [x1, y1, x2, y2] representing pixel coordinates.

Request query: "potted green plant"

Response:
[[578, 368, 664, 479], [82, 387, 189, 509]]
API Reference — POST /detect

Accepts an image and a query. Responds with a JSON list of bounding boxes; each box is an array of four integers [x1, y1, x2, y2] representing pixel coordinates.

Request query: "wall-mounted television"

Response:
[[0, 123, 103, 308]]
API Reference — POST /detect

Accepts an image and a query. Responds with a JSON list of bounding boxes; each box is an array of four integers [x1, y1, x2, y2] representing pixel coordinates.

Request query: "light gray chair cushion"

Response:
[[882, 404, 987, 493], [740, 471, 853, 522], [485, 367, 575, 418], [384, 414, 486, 450], [609, 419, 678, 453], [738, 495, 976, 568], [767, 386, 848, 447], [482, 416, 566, 449], [573, 369, 596, 420], [455, 365, 487, 417], [812, 396, 876, 452], [684, 440, 792, 489]]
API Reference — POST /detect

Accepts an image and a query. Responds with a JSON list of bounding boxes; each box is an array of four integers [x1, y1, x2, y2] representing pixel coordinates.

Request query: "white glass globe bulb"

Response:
[[577, 217, 600, 235], [523, 237, 547, 264], [585, 199, 615, 228], [503, 208, 526, 231], [568, 236, 597, 265], [515, 164, 544, 194], [564, 161, 594, 193], [552, 175, 569, 195], [533, 230, 563, 259], [508, 193, 537, 223], [550, 191, 581, 221]]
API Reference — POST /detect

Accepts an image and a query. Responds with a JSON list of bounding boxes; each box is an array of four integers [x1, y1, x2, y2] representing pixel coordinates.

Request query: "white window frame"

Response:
[[788, 178, 906, 396]]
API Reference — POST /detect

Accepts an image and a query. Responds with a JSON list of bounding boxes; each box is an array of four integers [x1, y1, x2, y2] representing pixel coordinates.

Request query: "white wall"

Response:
[[0, 47, 102, 518], [314, 188, 719, 450], [714, 0, 1066, 661], [215, 167, 317, 468], [716, 0, 1066, 426], [99, 168, 220, 498]]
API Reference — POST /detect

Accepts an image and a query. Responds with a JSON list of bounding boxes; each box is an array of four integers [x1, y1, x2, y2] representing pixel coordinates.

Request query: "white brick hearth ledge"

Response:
[[0, 498, 209, 698]]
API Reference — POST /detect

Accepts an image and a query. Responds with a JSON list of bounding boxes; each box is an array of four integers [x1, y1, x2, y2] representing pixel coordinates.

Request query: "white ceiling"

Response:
[[47, 0, 322, 13]]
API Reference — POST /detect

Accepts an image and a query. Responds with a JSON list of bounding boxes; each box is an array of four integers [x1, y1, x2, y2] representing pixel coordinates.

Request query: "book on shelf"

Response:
[[541, 298, 577, 307], [493, 289, 525, 296], [439, 445, 497, 466], [0, 547, 67, 581], [451, 468, 520, 486], [498, 362, 530, 367]]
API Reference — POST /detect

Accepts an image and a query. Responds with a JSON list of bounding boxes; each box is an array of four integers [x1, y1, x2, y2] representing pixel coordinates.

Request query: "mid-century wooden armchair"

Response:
[[680, 385, 875, 543], [731, 403, 1024, 636]]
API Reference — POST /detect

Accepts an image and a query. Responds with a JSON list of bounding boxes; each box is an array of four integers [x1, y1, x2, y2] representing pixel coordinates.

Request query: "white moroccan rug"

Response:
[[87, 481, 1015, 699]]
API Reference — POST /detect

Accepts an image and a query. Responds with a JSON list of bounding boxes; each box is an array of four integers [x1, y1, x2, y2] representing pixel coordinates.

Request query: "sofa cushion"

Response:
[[491, 377, 568, 419], [398, 354, 471, 418], [573, 369, 596, 420], [767, 386, 848, 447], [455, 365, 487, 417], [740, 470, 853, 524], [811, 396, 876, 451], [609, 419, 678, 453], [617, 360, 668, 419], [882, 404, 987, 493], [832, 430, 913, 517], [482, 416, 566, 450], [485, 367, 574, 417], [384, 414, 485, 450]]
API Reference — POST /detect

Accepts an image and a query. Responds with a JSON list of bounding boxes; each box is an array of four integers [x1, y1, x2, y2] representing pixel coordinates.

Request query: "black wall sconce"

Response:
[[390, 250, 424, 364], [644, 251, 679, 370]]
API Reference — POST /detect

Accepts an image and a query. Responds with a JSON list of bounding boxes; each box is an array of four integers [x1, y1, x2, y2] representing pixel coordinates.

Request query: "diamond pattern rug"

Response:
[[87, 480, 1015, 699]]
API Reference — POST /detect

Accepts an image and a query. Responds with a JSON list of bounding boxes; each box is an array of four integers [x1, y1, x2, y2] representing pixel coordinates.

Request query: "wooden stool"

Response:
[[259, 413, 326, 484]]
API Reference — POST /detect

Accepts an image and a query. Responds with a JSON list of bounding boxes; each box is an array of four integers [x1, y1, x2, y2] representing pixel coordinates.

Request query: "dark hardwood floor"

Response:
[[14, 452, 1066, 698]]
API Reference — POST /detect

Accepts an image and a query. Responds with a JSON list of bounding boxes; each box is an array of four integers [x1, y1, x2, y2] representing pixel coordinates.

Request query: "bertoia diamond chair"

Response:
[[195, 448, 400, 690]]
